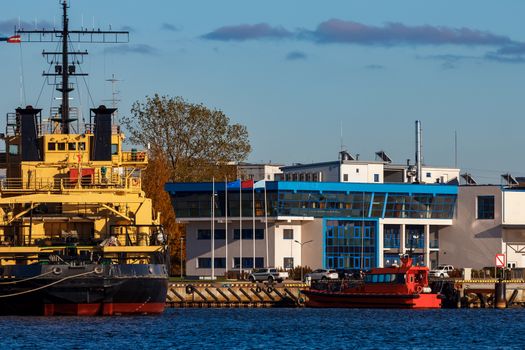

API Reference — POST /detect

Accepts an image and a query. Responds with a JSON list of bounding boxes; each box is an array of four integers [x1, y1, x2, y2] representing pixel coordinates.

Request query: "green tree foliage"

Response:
[[122, 94, 251, 275]]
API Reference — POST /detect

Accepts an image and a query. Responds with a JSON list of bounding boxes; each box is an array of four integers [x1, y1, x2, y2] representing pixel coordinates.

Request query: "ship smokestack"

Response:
[[18, 106, 43, 161], [415, 120, 422, 183], [91, 105, 116, 161]]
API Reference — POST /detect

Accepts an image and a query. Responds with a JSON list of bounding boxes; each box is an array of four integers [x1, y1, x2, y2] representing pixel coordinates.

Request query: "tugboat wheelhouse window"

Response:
[[68, 142, 76, 151], [57, 143, 66, 151], [47, 143, 56, 151]]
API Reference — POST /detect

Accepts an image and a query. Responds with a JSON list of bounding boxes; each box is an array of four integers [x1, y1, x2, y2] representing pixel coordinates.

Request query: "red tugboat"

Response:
[[302, 255, 441, 309]]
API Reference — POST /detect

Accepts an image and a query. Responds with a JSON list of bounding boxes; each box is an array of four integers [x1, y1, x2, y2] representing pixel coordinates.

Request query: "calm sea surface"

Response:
[[1, 308, 524, 349]]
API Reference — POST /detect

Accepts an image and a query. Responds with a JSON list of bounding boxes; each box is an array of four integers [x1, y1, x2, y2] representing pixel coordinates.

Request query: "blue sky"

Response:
[[1, 0, 525, 183]]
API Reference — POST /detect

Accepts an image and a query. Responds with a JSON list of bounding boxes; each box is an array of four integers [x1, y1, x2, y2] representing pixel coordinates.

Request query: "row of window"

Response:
[[325, 220, 377, 269], [197, 229, 265, 240], [342, 173, 380, 182], [364, 273, 405, 283], [171, 191, 456, 220], [196, 257, 294, 269], [197, 228, 295, 241], [46, 142, 119, 155], [47, 141, 86, 151], [283, 173, 320, 182], [326, 225, 373, 239]]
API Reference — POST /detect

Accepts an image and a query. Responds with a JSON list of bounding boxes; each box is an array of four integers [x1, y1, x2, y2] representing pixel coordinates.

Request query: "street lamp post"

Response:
[[294, 239, 313, 281], [180, 236, 184, 279]]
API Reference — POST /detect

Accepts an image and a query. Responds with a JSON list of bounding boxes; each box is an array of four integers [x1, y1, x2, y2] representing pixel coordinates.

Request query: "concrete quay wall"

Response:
[[167, 282, 307, 308]]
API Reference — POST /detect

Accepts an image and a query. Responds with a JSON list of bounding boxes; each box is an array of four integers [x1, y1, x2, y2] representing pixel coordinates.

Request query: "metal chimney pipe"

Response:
[[415, 120, 422, 183]]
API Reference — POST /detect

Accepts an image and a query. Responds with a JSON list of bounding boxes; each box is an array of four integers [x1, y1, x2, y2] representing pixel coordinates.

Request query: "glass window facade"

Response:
[[384, 225, 400, 248], [405, 225, 425, 249], [166, 182, 457, 271], [168, 184, 456, 220], [325, 220, 376, 270]]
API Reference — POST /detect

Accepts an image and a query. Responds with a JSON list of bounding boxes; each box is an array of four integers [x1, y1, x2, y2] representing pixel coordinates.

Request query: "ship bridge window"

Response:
[[79, 142, 86, 151], [57, 143, 66, 151], [47, 143, 56, 151], [68, 142, 76, 151], [111, 144, 118, 155]]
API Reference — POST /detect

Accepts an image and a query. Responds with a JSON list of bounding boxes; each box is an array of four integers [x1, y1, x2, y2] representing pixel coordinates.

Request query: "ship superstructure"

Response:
[[0, 1, 168, 315]]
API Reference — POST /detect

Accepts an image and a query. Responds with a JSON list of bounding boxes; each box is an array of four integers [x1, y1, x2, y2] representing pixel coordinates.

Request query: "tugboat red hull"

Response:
[[303, 290, 442, 309]]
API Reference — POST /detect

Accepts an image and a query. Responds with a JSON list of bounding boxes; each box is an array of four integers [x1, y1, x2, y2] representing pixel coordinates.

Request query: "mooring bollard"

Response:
[[495, 279, 506, 309]]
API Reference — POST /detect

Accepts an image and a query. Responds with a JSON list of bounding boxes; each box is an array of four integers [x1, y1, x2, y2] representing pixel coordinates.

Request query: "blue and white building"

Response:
[[166, 158, 459, 277]]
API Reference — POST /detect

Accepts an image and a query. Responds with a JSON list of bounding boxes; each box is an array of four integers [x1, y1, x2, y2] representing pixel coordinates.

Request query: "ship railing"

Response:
[[121, 150, 147, 164], [84, 123, 121, 135], [0, 224, 164, 248], [0, 175, 142, 192], [5, 112, 19, 136]]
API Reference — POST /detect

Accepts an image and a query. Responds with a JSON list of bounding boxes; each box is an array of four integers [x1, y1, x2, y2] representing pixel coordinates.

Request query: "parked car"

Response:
[[429, 265, 454, 278], [248, 268, 288, 283], [336, 268, 364, 280], [304, 269, 339, 281]]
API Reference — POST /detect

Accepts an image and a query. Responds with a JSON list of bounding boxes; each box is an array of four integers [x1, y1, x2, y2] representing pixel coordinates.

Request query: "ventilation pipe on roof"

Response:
[[415, 120, 423, 183]]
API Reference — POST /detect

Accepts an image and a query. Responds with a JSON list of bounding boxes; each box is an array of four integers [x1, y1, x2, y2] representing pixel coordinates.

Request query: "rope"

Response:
[[0, 269, 54, 285], [0, 269, 96, 298]]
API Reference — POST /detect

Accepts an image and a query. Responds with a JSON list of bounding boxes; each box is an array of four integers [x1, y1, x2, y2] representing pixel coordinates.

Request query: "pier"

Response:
[[167, 282, 307, 308], [167, 279, 525, 308], [434, 279, 525, 308]]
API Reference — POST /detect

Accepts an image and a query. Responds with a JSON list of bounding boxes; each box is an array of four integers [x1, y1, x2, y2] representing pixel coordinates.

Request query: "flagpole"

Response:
[[211, 177, 215, 280], [252, 184, 255, 270], [264, 182, 269, 268], [225, 177, 228, 274], [239, 179, 243, 278]]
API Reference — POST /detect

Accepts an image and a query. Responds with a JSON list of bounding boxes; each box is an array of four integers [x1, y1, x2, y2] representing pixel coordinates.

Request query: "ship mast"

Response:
[[16, 0, 129, 134], [60, 0, 71, 133]]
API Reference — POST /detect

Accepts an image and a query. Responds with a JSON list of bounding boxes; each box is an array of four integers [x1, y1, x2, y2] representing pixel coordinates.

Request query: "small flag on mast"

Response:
[[1, 35, 22, 43]]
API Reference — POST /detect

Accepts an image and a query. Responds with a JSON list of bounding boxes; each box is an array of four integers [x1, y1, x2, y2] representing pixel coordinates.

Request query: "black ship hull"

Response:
[[0, 264, 168, 316]]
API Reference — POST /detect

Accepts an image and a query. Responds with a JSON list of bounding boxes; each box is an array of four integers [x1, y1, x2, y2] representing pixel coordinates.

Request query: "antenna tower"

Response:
[[16, 0, 129, 134]]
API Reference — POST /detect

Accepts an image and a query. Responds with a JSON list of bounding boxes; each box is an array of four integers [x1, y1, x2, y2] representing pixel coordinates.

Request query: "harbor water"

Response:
[[1, 308, 525, 349]]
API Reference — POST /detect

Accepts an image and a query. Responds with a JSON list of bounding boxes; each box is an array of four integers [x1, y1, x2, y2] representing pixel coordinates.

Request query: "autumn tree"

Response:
[[122, 94, 251, 275]]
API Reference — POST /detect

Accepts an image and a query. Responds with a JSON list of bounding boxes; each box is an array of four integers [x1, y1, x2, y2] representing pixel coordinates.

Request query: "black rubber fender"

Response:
[[52, 267, 62, 275], [255, 287, 262, 293]]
